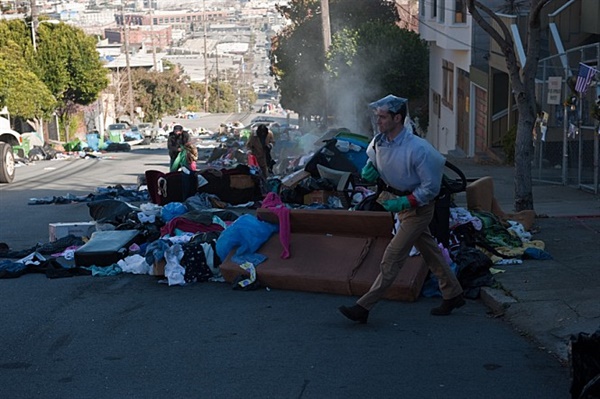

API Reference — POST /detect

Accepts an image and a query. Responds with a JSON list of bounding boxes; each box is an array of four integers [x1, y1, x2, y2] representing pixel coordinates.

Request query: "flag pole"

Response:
[[578, 90, 583, 187], [562, 67, 569, 185]]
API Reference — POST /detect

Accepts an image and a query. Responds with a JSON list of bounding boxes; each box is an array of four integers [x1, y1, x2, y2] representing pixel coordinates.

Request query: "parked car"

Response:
[[0, 115, 20, 183], [137, 123, 153, 138], [123, 126, 144, 145], [251, 116, 275, 124], [106, 123, 131, 143]]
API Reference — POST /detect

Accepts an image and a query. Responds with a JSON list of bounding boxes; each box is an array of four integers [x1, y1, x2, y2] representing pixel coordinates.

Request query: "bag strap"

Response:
[[436, 160, 467, 201]]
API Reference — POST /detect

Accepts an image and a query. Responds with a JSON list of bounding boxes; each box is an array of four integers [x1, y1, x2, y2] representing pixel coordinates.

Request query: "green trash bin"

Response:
[[12, 136, 30, 158]]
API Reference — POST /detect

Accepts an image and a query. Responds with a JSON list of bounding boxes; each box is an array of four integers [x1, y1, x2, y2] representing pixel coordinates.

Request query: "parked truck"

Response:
[[0, 113, 21, 183]]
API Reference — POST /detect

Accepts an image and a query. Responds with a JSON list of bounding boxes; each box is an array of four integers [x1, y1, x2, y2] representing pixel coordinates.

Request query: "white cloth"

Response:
[[164, 244, 185, 286], [117, 254, 151, 274]]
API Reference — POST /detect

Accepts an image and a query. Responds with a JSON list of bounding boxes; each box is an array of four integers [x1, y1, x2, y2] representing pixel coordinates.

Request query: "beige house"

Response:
[[420, 0, 599, 169]]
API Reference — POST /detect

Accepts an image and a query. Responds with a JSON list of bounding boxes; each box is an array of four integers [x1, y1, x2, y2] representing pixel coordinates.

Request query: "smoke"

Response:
[[327, 60, 381, 138]]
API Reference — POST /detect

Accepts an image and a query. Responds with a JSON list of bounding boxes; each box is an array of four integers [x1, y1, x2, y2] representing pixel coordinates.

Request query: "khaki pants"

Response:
[[357, 202, 463, 310]]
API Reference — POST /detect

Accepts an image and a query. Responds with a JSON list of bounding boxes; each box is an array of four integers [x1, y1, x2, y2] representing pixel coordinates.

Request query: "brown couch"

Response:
[[219, 208, 429, 301]]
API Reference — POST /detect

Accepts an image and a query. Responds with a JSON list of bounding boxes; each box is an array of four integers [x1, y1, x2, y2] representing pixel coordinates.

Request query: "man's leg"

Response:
[[413, 207, 465, 315], [414, 228, 463, 300], [355, 205, 435, 310]]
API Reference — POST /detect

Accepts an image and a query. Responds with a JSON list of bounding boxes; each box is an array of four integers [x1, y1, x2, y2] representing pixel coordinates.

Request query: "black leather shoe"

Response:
[[430, 295, 465, 316], [339, 305, 369, 323]]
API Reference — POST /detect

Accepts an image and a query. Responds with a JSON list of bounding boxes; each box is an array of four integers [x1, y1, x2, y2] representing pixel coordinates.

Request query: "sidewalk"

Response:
[[447, 156, 600, 364]]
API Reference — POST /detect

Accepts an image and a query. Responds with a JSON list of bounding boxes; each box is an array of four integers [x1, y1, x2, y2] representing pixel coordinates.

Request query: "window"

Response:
[[439, 0, 445, 22], [432, 0, 437, 18], [442, 60, 454, 110], [455, 0, 467, 23], [420, 0, 425, 16]]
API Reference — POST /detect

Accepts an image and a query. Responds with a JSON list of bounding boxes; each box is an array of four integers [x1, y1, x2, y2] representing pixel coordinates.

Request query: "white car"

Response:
[[0, 115, 20, 183], [137, 123, 153, 138], [251, 116, 275, 124]]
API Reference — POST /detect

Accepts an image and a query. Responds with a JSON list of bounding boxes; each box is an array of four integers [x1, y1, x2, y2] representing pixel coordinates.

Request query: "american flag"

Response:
[[575, 63, 596, 94]]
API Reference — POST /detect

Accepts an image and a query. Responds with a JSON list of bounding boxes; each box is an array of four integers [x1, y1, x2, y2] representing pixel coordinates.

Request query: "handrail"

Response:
[[548, 0, 577, 18]]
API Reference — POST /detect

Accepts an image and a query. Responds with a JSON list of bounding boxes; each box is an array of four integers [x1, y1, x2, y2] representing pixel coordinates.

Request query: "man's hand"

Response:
[[361, 162, 380, 183], [382, 196, 416, 212]]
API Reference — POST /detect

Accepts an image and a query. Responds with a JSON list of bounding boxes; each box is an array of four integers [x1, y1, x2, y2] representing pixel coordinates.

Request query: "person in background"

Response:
[[167, 124, 191, 168], [170, 142, 198, 173], [338, 95, 464, 324], [247, 124, 275, 177]]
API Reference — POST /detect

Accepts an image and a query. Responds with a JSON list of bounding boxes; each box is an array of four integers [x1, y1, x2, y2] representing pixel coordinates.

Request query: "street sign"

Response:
[[547, 76, 562, 105]]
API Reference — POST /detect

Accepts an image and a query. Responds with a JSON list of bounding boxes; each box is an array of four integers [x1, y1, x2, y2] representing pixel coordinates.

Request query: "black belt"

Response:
[[382, 184, 411, 197]]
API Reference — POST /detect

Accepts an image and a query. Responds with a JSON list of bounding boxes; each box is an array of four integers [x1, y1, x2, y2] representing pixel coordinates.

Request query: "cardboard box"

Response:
[[49, 222, 96, 242], [153, 259, 166, 276], [303, 190, 333, 205]]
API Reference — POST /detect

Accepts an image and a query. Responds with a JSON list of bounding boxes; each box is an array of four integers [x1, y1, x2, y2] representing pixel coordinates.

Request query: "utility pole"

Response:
[[29, 0, 49, 141], [203, 0, 209, 113], [320, 0, 331, 127], [216, 45, 220, 113], [122, 8, 135, 124], [321, 0, 331, 50], [150, 7, 157, 71], [30, 0, 38, 51]]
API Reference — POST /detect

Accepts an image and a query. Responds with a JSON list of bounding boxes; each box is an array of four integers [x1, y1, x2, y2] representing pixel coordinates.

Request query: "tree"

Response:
[[0, 27, 55, 121], [326, 22, 429, 132], [0, 20, 56, 126], [207, 81, 236, 113], [0, 46, 56, 120], [130, 68, 190, 123], [271, 0, 399, 123], [35, 22, 109, 140], [271, 13, 326, 121], [467, 0, 551, 211]]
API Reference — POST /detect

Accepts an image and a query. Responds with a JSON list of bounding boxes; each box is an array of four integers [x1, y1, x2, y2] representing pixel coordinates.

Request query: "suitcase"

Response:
[[145, 170, 184, 205], [74, 230, 140, 267]]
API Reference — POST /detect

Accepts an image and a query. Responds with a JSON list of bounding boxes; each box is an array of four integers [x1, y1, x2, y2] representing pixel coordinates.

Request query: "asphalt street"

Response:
[[0, 135, 573, 398]]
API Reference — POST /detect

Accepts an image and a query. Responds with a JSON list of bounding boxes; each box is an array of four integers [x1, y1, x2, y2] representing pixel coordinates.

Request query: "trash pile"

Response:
[[0, 126, 553, 301]]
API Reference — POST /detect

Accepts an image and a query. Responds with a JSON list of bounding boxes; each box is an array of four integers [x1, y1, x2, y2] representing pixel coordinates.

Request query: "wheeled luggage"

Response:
[[74, 230, 141, 267]]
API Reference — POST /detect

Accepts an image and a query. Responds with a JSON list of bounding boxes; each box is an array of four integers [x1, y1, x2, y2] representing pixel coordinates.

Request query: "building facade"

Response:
[[420, 0, 599, 165]]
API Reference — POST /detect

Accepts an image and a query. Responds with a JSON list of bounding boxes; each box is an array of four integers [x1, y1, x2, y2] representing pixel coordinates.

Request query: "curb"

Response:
[[480, 286, 517, 316]]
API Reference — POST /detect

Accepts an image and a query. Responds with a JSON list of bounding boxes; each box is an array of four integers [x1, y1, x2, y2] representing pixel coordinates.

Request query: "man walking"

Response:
[[339, 95, 464, 323]]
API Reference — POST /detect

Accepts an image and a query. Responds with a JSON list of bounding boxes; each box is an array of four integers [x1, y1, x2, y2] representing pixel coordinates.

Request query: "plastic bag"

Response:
[[570, 329, 600, 399], [161, 202, 187, 223], [170, 150, 186, 172], [451, 243, 494, 299]]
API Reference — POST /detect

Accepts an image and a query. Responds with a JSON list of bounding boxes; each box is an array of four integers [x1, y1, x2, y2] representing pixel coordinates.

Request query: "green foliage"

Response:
[[129, 67, 241, 121], [131, 68, 190, 123], [271, 0, 400, 120], [0, 20, 55, 119], [327, 22, 429, 129], [271, 16, 326, 116], [502, 125, 517, 165], [208, 81, 236, 113], [36, 23, 108, 108], [0, 20, 108, 137]]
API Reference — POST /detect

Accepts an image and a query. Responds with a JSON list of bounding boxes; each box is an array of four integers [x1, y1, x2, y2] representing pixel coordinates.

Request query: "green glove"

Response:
[[383, 196, 412, 212], [361, 162, 380, 183]]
